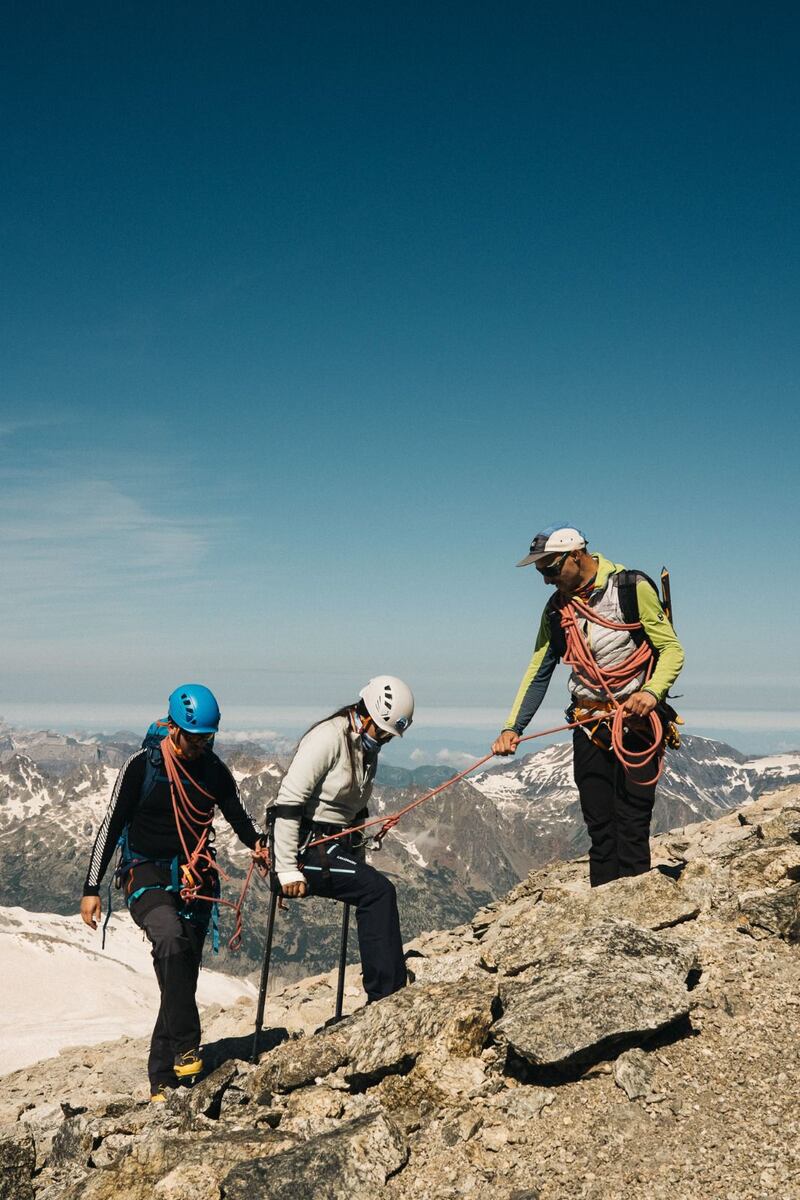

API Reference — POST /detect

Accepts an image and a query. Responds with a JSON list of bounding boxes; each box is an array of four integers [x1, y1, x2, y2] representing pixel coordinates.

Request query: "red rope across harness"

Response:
[[160, 735, 259, 951], [305, 602, 666, 856], [305, 712, 603, 853], [556, 592, 665, 785]]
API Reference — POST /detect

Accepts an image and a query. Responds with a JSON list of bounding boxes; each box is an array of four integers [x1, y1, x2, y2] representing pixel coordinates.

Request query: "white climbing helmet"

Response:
[[358, 676, 415, 737]]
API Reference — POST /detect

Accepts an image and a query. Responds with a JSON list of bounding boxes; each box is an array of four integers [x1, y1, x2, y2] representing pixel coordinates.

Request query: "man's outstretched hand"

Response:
[[80, 896, 101, 930], [492, 729, 520, 756]]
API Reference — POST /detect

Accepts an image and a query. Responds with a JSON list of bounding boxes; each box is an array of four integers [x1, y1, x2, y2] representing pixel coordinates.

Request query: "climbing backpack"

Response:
[[554, 566, 683, 750], [613, 567, 682, 749]]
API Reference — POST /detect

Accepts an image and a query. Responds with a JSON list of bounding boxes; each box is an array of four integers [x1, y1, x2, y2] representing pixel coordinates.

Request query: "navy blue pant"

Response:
[[300, 841, 407, 1002], [129, 886, 209, 1089], [573, 728, 658, 888]]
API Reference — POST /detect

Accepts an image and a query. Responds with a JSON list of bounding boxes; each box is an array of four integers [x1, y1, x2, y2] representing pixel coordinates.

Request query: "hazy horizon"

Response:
[[1, 702, 797, 765]]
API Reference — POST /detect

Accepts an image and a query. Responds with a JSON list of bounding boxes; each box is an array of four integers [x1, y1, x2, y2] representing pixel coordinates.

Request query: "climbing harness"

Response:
[[102, 724, 265, 953], [556, 586, 680, 785], [101, 824, 221, 950]]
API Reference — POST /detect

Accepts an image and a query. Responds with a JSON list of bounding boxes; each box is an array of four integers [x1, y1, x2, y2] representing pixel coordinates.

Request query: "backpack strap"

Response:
[[545, 595, 567, 658], [140, 720, 170, 803], [614, 569, 663, 649]]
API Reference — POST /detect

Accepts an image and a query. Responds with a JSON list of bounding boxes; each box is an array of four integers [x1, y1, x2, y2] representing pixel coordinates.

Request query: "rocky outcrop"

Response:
[[494, 919, 697, 1069], [224, 1113, 408, 1200], [2, 787, 800, 1199]]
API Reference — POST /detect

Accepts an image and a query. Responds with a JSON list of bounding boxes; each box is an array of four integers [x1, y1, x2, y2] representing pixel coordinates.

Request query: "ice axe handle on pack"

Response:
[[660, 566, 673, 624]]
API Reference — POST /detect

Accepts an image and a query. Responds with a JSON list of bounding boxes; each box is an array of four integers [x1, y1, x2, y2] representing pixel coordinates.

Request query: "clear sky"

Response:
[[1, 2, 798, 758]]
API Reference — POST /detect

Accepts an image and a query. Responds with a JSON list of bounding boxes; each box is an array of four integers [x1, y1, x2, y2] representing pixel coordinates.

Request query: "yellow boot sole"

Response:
[[174, 1055, 203, 1079]]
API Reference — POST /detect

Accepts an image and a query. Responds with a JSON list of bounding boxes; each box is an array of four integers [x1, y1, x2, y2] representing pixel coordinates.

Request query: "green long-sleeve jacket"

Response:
[[504, 553, 685, 735]]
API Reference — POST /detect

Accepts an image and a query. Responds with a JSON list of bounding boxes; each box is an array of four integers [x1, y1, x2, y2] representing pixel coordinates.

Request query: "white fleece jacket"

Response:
[[271, 713, 376, 885]]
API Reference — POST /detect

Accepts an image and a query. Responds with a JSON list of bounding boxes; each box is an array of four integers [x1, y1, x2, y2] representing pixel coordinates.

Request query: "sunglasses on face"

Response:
[[178, 730, 215, 744], [536, 551, 570, 578]]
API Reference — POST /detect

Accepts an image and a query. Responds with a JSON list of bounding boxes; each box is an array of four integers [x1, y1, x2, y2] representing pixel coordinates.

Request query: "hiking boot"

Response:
[[150, 1084, 173, 1103], [173, 1049, 203, 1079]]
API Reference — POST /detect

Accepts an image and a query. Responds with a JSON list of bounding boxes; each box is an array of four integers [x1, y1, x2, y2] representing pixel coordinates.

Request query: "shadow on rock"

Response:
[[203, 1024, 290, 1073], [501, 1012, 697, 1086]]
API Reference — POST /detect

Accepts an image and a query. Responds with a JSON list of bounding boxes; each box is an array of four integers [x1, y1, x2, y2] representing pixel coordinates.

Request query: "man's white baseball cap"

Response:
[[516, 524, 587, 568]]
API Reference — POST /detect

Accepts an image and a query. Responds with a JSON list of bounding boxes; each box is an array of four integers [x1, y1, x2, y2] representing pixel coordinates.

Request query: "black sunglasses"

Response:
[[536, 551, 570, 578]]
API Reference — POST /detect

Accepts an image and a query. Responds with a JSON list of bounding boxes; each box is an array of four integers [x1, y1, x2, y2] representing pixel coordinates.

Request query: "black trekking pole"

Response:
[[332, 902, 351, 1024], [251, 882, 279, 1063]]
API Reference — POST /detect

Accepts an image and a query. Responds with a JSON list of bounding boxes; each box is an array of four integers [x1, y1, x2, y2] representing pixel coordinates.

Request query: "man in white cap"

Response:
[[492, 524, 684, 886]]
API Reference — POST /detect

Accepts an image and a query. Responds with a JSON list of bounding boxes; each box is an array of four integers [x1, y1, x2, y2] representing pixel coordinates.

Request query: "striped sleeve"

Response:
[[503, 606, 561, 734], [83, 751, 146, 895]]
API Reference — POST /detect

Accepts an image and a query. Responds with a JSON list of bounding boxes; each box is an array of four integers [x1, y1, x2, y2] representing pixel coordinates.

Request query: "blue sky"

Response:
[[1, 2, 798, 758]]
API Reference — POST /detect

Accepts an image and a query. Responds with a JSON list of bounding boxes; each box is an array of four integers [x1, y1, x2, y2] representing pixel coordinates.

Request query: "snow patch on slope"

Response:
[[0, 907, 256, 1075]]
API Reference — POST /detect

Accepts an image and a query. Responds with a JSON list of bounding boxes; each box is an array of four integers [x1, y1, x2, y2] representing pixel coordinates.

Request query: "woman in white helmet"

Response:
[[269, 676, 414, 1002]]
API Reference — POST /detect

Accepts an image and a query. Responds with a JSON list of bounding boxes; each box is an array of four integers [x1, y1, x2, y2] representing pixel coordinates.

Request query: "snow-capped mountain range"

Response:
[[471, 735, 799, 827], [1, 723, 798, 987]]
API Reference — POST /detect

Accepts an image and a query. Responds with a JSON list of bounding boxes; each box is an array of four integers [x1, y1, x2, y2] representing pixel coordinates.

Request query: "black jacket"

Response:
[[83, 748, 262, 896]]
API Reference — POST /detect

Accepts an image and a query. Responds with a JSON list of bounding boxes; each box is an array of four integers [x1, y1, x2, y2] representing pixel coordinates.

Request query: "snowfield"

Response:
[[0, 907, 256, 1075]]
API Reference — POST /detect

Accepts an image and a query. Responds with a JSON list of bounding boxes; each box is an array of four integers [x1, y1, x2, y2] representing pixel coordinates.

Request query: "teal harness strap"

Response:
[[177, 857, 221, 952], [103, 826, 221, 953]]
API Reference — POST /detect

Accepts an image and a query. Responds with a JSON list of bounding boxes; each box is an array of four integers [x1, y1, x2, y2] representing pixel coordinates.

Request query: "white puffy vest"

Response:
[[568, 576, 647, 703]]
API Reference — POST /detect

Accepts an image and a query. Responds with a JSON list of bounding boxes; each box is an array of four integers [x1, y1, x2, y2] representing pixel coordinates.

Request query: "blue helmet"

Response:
[[167, 684, 221, 733]]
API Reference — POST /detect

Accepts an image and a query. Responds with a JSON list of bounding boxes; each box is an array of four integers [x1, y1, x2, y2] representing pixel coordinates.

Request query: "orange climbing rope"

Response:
[[556, 592, 665, 785], [160, 591, 667, 922], [160, 735, 264, 950], [305, 712, 602, 853], [306, 602, 666, 856]]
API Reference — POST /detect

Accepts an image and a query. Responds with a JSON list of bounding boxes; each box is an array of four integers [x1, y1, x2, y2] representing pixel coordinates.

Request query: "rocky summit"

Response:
[[2, 787, 800, 1200]]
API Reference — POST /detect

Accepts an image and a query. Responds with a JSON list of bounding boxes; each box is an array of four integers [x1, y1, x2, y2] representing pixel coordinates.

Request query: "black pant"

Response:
[[129, 886, 209, 1089], [300, 840, 407, 1002], [573, 728, 658, 888]]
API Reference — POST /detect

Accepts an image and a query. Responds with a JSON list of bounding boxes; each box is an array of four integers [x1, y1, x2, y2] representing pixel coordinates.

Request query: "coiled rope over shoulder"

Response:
[[306, 600, 667, 856], [160, 736, 260, 951], [556, 592, 665, 785]]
